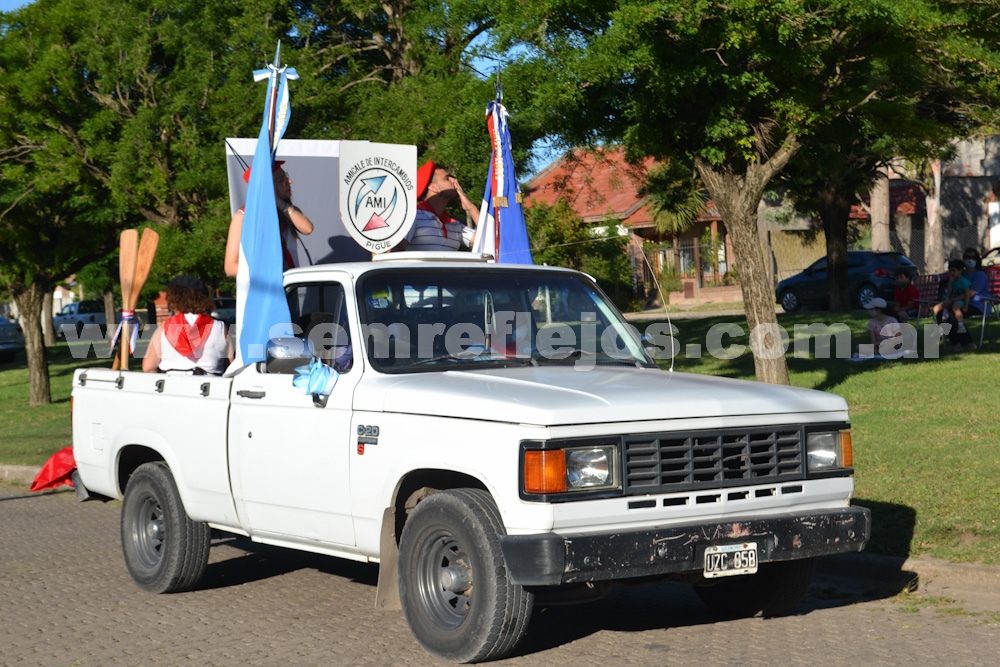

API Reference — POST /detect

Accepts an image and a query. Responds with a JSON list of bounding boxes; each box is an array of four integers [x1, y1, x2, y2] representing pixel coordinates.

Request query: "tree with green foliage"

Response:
[[0, 0, 125, 405], [0, 0, 286, 404], [774, 0, 1000, 310], [504, 0, 1000, 383], [1, 0, 554, 405], [525, 198, 635, 310], [286, 0, 552, 199], [775, 115, 897, 313]]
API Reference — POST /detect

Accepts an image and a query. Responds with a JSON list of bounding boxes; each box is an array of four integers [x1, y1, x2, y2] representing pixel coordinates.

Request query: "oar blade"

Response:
[[131, 229, 160, 309]]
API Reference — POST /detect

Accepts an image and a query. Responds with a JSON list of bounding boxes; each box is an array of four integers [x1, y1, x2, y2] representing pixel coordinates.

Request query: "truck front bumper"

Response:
[[500, 506, 871, 586]]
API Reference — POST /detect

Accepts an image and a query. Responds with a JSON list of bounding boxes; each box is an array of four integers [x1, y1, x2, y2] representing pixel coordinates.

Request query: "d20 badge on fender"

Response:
[[339, 141, 417, 254]]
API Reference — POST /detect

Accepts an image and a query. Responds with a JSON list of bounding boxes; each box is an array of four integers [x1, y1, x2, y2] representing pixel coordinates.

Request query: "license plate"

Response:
[[703, 542, 758, 578]]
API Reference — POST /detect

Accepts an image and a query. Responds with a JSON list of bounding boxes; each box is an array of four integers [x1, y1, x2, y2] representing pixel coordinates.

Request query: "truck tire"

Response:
[[398, 488, 533, 663], [693, 557, 815, 618], [120, 462, 210, 594]]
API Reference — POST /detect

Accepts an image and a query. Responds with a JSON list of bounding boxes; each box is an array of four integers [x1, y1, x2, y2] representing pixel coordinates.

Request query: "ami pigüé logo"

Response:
[[340, 142, 417, 253]]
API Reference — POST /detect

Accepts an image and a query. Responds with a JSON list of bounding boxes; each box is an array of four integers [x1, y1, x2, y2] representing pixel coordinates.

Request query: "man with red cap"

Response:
[[394, 161, 481, 251], [224, 161, 314, 277]]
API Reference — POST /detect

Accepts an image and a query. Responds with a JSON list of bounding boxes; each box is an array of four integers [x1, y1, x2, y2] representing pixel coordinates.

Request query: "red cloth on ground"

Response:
[[31, 446, 76, 492]]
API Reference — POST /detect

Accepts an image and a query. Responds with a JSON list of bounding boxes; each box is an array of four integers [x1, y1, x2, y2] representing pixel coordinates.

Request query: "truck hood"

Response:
[[353, 366, 847, 426]]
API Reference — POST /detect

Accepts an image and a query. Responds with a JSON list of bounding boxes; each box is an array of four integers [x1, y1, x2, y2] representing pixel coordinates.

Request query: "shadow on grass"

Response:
[[854, 497, 917, 560]]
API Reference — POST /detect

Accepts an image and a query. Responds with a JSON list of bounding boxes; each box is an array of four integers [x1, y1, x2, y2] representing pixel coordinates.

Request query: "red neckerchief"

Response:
[[417, 201, 456, 239], [164, 313, 214, 358]]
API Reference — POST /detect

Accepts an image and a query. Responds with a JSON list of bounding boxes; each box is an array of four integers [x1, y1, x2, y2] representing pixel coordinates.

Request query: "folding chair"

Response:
[[912, 274, 942, 324], [978, 268, 1000, 347]]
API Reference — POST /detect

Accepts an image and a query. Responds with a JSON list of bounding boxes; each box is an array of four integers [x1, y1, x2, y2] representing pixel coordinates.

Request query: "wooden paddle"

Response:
[[117, 230, 139, 370], [131, 229, 160, 311]]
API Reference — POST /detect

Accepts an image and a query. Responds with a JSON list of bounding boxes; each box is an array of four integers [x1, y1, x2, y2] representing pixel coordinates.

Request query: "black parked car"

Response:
[[0, 315, 25, 363], [776, 251, 917, 312]]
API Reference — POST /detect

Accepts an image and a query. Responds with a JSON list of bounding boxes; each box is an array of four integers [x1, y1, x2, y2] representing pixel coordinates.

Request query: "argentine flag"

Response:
[[232, 51, 298, 366], [473, 101, 533, 264]]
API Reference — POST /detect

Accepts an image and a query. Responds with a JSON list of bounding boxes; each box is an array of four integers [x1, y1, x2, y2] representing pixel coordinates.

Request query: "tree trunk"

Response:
[[818, 188, 853, 313], [12, 279, 52, 406], [870, 170, 891, 252], [42, 291, 57, 347], [925, 159, 945, 273], [696, 138, 800, 386], [104, 289, 116, 337]]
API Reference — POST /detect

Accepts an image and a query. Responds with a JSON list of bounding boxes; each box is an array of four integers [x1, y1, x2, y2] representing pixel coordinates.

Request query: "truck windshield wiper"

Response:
[[531, 349, 642, 366], [412, 348, 537, 367]]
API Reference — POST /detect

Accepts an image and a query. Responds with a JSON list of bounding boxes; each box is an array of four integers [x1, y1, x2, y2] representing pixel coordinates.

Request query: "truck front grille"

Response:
[[623, 426, 804, 495]]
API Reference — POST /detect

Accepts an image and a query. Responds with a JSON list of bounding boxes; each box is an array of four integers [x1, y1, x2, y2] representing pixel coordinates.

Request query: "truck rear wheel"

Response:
[[693, 557, 815, 618], [121, 462, 210, 594], [398, 488, 533, 663]]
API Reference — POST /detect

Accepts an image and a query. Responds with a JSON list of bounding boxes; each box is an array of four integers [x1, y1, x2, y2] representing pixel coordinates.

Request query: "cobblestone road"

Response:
[[2, 486, 999, 667]]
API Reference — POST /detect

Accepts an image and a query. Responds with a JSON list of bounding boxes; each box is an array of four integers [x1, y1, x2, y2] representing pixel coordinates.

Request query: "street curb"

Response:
[[0, 464, 40, 485], [624, 309, 747, 322], [817, 551, 1000, 605]]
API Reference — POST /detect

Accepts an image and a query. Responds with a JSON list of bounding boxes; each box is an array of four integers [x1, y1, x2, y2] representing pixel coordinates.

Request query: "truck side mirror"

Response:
[[264, 337, 316, 374]]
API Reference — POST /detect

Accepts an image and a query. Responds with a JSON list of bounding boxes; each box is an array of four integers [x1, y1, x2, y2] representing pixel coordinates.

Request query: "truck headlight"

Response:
[[567, 447, 613, 489], [524, 445, 618, 494], [807, 430, 853, 471]]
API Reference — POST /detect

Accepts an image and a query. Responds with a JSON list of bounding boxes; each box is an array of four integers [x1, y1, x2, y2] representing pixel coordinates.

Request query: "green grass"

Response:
[[2, 314, 1000, 565], [641, 311, 1000, 565], [669, 300, 746, 314], [0, 342, 124, 465]]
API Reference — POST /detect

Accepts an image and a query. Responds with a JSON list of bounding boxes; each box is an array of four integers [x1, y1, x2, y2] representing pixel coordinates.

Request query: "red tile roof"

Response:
[[850, 180, 924, 219], [524, 147, 721, 230]]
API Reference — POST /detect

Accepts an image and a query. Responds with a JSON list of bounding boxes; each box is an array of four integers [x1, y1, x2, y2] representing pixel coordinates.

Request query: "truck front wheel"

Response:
[[121, 462, 210, 594], [693, 557, 816, 618], [398, 488, 533, 663]]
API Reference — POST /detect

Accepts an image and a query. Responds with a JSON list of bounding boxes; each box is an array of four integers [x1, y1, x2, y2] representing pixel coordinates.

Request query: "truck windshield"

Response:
[[358, 268, 654, 373]]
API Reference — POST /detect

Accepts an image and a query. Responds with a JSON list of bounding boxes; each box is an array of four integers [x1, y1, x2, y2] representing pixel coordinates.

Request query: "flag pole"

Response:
[[494, 69, 503, 259], [267, 41, 281, 155]]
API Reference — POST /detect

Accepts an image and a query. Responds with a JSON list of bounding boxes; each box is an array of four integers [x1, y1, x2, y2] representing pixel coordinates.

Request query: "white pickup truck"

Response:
[[72, 255, 870, 663], [53, 300, 108, 338]]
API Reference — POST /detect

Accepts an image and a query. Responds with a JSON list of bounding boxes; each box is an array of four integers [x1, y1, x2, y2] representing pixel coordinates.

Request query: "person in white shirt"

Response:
[[394, 160, 480, 252], [142, 275, 234, 375]]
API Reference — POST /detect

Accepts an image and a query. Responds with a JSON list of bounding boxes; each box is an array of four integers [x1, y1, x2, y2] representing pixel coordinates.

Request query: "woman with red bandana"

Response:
[[142, 275, 233, 375]]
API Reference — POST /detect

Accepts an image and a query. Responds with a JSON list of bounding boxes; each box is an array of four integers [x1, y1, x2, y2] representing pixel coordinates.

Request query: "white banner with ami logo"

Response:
[[339, 141, 417, 254], [226, 138, 417, 263]]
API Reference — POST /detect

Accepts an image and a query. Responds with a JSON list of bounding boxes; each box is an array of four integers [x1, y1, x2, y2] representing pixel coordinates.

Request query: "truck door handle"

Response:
[[237, 390, 266, 399]]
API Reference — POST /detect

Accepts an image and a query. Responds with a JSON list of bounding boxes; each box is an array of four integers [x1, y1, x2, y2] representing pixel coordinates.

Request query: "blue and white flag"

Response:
[[473, 101, 533, 264], [234, 45, 299, 366]]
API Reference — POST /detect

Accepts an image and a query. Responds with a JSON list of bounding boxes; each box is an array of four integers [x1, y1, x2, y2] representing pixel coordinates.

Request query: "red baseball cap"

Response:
[[416, 160, 436, 199], [242, 160, 286, 184]]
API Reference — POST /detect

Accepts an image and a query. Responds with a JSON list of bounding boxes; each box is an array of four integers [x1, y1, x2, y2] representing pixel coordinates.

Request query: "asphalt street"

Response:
[[2, 485, 1000, 666]]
